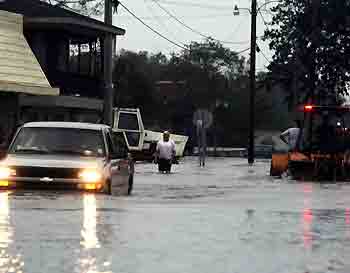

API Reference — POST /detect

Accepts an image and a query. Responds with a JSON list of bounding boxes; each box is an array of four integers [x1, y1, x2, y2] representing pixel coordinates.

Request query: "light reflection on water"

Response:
[[0, 192, 11, 249], [81, 194, 99, 250], [302, 208, 313, 249], [0, 191, 24, 273], [301, 183, 313, 249], [345, 208, 350, 240], [76, 194, 110, 273]]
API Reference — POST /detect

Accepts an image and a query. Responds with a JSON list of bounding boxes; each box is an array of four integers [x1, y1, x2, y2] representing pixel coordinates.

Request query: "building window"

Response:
[[68, 39, 102, 76]]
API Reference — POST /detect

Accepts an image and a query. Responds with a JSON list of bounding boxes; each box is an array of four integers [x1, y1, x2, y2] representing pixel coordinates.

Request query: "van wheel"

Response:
[[128, 175, 134, 195]]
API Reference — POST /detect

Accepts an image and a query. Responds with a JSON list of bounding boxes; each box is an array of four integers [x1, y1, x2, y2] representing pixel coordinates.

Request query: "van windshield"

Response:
[[9, 127, 105, 157]]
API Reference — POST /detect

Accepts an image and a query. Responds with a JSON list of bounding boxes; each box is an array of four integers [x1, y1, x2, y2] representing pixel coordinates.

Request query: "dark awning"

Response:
[[24, 16, 125, 38], [19, 94, 103, 111], [0, 0, 125, 38]]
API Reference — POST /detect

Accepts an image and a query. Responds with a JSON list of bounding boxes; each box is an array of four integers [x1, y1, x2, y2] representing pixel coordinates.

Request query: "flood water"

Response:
[[1, 157, 350, 273]]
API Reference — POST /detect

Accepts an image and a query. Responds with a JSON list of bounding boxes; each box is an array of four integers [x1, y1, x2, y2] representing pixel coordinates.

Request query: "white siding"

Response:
[[0, 10, 58, 95]]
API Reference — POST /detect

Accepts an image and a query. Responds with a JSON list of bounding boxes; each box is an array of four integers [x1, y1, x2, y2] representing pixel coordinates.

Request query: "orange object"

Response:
[[289, 152, 309, 161], [270, 153, 289, 176]]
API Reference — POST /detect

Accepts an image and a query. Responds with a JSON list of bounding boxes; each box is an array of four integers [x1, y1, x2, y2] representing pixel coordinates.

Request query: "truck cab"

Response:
[[0, 122, 134, 195]]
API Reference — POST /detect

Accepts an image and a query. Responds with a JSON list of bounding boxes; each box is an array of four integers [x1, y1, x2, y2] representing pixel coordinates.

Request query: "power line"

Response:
[[260, 49, 271, 63], [258, 10, 269, 27], [151, 0, 252, 45], [117, 1, 254, 56], [237, 47, 250, 55], [118, 1, 187, 50], [257, 43, 272, 64], [118, 13, 234, 20], [148, 0, 232, 11], [145, 2, 180, 44], [152, 0, 207, 39], [224, 16, 246, 41]]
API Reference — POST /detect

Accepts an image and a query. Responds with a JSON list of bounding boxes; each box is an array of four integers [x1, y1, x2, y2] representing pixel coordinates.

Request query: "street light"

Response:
[[233, 0, 279, 165], [233, 5, 250, 15], [233, 5, 240, 16]]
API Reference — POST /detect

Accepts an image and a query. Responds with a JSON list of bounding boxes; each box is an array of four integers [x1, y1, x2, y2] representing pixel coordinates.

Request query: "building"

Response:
[[0, 0, 125, 146], [155, 80, 187, 104]]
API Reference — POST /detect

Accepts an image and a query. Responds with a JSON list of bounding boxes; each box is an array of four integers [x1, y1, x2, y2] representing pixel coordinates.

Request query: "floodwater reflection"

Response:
[[345, 209, 350, 225], [76, 194, 101, 273], [302, 208, 313, 249], [76, 194, 115, 273], [345, 208, 350, 239], [0, 192, 11, 249], [81, 194, 99, 249], [0, 191, 24, 273], [301, 183, 313, 249]]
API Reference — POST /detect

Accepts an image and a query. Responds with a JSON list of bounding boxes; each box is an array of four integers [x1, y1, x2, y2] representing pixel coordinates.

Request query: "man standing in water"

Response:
[[155, 131, 176, 173], [280, 119, 302, 151]]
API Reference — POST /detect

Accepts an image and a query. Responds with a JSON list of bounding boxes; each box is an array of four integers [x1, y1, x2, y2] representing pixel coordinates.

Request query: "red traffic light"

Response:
[[304, 105, 314, 112]]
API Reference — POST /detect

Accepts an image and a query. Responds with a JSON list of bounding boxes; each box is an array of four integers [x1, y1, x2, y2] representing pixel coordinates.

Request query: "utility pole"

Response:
[[307, 0, 320, 143], [311, 0, 320, 103], [103, 0, 114, 125], [310, 0, 320, 103], [248, 0, 257, 164]]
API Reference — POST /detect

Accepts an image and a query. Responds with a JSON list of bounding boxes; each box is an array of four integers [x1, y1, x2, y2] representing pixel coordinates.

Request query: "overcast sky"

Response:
[[111, 0, 274, 71]]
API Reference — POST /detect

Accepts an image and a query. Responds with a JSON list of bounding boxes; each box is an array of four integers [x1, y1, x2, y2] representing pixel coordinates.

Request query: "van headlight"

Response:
[[78, 169, 102, 183], [0, 167, 16, 179]]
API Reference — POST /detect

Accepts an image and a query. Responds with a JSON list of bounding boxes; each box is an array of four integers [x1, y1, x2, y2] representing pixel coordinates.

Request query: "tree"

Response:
[[113, 50, 161, 122], [162, 39, 286, 146], [41, 0, 107, 15], [263, 0, 350, 105], [167, 38, 247, 108]]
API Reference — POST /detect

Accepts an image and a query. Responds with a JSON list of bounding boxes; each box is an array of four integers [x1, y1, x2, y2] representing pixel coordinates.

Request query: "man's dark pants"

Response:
[[158, 158, 172, 172]]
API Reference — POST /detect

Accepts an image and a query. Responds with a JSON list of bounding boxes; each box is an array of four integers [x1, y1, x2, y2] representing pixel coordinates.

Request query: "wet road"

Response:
[[1, 157, 350, 273]]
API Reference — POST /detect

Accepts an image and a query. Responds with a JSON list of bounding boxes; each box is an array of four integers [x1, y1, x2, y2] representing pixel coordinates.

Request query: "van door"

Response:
[[106, 130, 129, 195], [113, 109, 144, 151]]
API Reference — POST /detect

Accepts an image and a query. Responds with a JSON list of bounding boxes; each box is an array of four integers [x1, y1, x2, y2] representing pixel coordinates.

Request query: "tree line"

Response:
[[112, 39, 287, 147], [263, 0, 350, 105]]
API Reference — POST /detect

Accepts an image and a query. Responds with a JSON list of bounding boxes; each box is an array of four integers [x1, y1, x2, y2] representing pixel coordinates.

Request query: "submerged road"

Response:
[[0, 157, 350, 273]]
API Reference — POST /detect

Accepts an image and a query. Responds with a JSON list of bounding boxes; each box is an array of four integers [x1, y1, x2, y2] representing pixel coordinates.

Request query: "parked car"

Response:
[[0, 122, 134, 195]]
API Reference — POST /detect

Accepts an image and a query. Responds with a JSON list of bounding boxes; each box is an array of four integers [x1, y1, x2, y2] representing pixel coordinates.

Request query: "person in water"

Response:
[[155, 131, 176, 173]]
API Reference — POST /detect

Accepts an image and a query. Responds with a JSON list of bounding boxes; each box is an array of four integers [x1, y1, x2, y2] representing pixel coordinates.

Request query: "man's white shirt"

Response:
[[156, 140, 176, 160], [281, 127, 301, 150]]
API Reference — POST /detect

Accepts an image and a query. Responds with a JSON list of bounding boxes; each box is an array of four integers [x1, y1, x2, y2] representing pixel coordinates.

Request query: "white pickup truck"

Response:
[[0, 122, 134, 195], [113, 108, 189, 161]]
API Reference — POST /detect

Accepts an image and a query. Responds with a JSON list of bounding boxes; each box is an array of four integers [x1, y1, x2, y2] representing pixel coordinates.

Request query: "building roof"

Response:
[[23, 121, 110, 130], [19, 94, 103, 111], [0, 10, 59, 96], [0, 0, 125, 37]]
